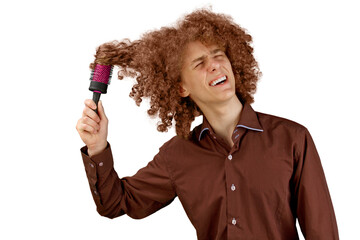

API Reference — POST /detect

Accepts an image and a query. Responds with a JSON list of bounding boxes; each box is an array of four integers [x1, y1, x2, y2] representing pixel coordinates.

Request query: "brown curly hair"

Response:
[[90, 8, 262, 140]]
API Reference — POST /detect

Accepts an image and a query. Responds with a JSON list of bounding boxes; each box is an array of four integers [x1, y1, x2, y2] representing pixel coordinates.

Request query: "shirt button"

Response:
[[99, 162, 104, 167], [93, 190, 98, 195], [231, 184, 236, 191], [89, 163, 94, 168], [228, 154, 232, 160], [232, 218, 237, 225]]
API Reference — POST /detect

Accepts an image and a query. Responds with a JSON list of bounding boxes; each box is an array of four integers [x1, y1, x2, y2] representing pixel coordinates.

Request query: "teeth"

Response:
[[210, 76, 227, 86]]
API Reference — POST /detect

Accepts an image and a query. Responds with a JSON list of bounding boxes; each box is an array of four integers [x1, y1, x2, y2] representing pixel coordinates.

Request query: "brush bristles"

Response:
[[89, 64, 113, 85]]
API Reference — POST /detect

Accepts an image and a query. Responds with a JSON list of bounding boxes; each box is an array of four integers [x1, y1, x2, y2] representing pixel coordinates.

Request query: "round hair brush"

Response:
[[89, 64, 113, 114]]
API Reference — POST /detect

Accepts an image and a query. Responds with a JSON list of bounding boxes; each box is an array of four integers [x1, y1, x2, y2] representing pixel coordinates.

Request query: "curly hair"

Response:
[[90, 8, 262, 140]]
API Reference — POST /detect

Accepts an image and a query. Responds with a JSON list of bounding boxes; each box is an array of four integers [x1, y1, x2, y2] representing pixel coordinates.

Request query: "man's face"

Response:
[[179, 41, 237, 108]]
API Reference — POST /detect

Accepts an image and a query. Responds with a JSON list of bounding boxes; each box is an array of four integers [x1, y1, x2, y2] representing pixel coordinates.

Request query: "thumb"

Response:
[[97, 100, 107, 120]]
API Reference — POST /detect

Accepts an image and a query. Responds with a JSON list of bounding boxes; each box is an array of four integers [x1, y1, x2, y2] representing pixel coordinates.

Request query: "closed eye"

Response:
[[195, 61, 203, 68]]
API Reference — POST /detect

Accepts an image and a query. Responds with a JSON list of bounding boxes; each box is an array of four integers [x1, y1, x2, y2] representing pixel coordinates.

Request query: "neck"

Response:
[[201, 96, 243, 142]]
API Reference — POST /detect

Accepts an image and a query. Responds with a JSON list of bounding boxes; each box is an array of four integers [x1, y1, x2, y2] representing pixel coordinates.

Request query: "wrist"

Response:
[[87, 142, 107, 157]]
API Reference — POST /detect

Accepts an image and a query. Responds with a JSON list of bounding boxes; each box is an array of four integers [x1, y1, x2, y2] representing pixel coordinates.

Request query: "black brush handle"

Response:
[[92, 92, 101, 115]]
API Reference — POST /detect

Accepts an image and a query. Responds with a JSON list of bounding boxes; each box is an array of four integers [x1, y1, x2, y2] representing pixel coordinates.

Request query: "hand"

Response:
[[76, 99, 108, 157]]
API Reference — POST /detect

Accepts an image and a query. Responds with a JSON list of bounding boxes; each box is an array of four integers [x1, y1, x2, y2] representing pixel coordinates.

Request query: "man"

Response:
[[76, 8, 339, 239]]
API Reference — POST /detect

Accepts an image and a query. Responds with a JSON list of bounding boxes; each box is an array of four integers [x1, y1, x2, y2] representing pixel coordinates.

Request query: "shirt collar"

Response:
[[197, 103, 263, 141]]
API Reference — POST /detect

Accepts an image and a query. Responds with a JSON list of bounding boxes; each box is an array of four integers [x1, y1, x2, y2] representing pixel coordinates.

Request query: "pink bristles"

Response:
[[90, 64, 113, 85]]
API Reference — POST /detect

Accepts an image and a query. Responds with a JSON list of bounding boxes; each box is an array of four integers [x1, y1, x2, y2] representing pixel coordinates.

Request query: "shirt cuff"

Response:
[[80, 142, 114, 205], [80, 142, 113, 173]]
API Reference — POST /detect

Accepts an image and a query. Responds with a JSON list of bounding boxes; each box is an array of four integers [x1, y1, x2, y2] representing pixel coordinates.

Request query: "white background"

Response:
[[1, 0, 359, 239]]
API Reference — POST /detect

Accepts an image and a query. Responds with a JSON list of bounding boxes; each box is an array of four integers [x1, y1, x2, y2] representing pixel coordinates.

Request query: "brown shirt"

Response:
[[80, 103, 339, 240]]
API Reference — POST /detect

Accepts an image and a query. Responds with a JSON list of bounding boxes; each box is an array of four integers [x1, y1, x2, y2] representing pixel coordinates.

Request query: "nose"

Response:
[[207, 58, 220, 72]]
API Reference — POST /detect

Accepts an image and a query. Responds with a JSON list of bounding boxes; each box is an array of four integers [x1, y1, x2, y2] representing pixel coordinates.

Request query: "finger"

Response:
[[82, 116, 100, 131], [84, 99, 98, 111], [82, 105, 101, 123], [77, 122, 97, 134]]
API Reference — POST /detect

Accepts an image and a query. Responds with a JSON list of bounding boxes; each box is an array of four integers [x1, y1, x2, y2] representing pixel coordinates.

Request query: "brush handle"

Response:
[[92, 92, 101, 115]]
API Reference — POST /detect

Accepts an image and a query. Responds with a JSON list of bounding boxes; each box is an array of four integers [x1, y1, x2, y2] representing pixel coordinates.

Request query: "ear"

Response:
[[179, 84, 189, 98]]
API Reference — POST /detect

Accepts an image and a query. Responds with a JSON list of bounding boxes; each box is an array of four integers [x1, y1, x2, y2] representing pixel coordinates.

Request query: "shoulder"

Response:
[[255, 109, 314, 157], [157, 127, 202, 157], [255, 109, 308, 135], [158, 134, 190, 153]]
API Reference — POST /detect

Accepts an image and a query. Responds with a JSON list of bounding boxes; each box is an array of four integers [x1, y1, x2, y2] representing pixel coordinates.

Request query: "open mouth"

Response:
[[209, 75, 227, 87]]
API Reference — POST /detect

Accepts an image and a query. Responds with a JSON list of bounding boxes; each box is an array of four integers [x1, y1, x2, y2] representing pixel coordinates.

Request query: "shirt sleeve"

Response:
[[80, 141, 177, 219], [291, 127, 339, 239]]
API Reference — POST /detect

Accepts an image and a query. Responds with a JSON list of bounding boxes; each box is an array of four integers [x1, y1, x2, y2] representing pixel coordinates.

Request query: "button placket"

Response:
[[225, 144, 241, 230]]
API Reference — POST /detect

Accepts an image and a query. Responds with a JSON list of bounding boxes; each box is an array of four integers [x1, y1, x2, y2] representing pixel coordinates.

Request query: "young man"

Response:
[[76, 9, 339, 239]]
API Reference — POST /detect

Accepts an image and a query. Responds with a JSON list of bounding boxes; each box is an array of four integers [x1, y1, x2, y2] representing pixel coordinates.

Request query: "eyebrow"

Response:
[[190, 48, 223, 65]]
